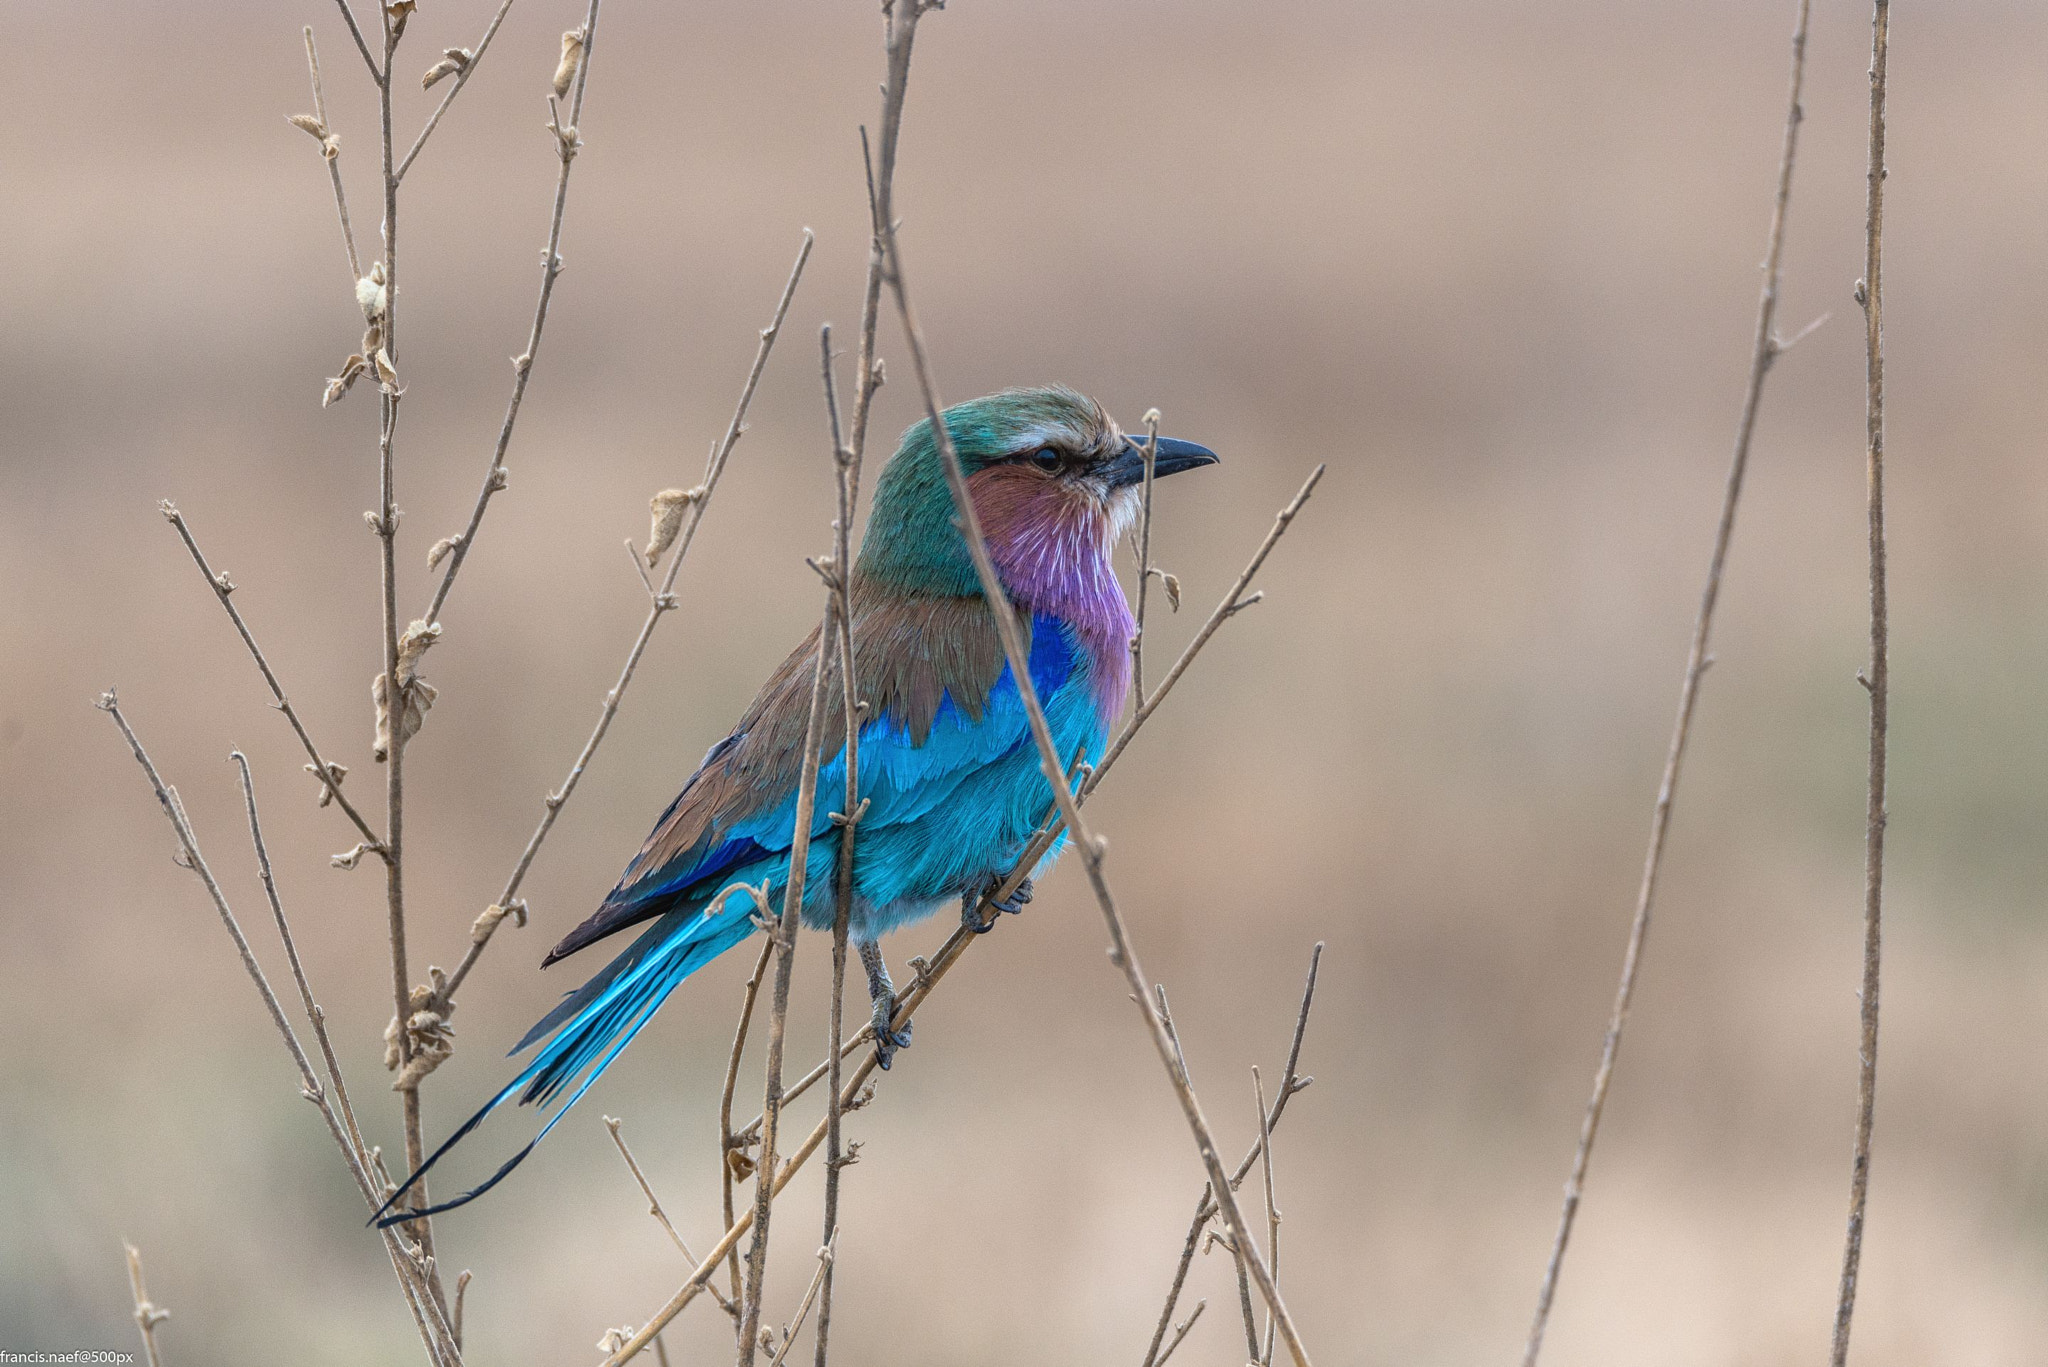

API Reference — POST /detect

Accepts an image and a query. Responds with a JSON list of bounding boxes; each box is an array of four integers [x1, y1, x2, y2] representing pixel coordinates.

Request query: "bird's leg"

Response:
[[961, 874, 1034, 933], [859, 939, 913, 1070]]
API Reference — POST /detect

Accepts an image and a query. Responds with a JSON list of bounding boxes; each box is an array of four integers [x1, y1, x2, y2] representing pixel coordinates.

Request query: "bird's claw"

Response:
[[962, 875, 1033, 932], [870, 997, 912, 1071]]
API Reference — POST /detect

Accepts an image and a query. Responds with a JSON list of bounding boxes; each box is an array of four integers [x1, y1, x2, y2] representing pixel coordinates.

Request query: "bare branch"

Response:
[[815, 322, 861, 1367], [158, 504, 383, 854], [736, 587, 840, 1365], [394, 0, 518, 182], [97, 696, 459, 1364], [1521, 3, 1814, 1359], [722, 936, 776, 1313], [1129, 409, 1161, 705], [1144, 943, 1321, 1367], [604, 1116, 738, 1319], [298, 28, 361, 281], [431, 230, 810, 1010], [416, 0, 609, 626], [1831, 1, 1891, 1361], [329, 0, 381, 83], [881, 182, 1314, 1367], [124, 1243, 169, 1367]]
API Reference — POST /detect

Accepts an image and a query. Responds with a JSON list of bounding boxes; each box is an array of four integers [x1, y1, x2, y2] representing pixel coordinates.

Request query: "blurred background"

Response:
[[4, 0, 2045, 1362]]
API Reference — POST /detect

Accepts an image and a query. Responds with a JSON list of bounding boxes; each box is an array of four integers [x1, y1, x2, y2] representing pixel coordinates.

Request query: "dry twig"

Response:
[[604, 1117, 738, 1319], [431, 231, 811, 1013], [880, 186, 1315, 1367], [98, 695, 460, 1364], [124, 1242, 169, 1367], [1521, 3, 1816, 1358], [1831, 1, 1891, 1360]]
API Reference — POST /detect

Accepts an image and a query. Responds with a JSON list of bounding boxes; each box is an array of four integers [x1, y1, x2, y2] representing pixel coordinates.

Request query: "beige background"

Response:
[[4, 0, 2046, 1362]]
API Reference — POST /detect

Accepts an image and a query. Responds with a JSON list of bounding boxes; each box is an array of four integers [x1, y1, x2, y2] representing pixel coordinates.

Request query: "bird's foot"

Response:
[[870, 994, 913, 1071], [961, 875, 1034, 933]]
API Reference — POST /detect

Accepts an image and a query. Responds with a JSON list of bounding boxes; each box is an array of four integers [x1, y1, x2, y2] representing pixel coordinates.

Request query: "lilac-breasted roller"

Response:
[[376, 386, 1217, 1223]]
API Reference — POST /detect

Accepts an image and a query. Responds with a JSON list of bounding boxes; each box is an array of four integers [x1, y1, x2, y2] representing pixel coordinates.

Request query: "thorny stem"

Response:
[[419, 0, 607, 627], [98, 696, 459, 1365], [883, 208, 1314, 1367], [433, 231, 810, 1011], [1521, 3, 1815, 1360], [1831, 0, 1890, 1361], [395, 0, 519, 183], [1142, 944, 1322, 1367], [736, 596, 839, 1366], [302, 28, 362, 281], [157, 504, 384, 855]]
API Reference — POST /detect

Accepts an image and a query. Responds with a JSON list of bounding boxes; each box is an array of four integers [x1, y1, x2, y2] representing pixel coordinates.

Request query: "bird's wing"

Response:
[[542, 583, 1039, 965]]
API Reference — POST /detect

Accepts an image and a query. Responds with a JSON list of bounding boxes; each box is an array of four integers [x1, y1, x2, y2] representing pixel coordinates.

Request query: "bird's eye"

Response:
[[1027, 446, 1061, 471]]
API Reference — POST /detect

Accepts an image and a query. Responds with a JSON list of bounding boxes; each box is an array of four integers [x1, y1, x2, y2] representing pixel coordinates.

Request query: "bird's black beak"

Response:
[[1104, 435, 1220, 488]]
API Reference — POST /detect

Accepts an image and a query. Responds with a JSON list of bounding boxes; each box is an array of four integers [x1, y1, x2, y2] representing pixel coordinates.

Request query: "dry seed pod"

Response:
[[422, 46, 471, 90], [323, 353, 368, 408], [356, 262, 387, 321], [552, 28, 585, 98], [395, 619, 441, 686], [644, 487, 700, 566]]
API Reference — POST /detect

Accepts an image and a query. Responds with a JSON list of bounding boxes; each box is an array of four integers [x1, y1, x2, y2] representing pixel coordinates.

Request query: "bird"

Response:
[[374, 385, 1217, 1225]]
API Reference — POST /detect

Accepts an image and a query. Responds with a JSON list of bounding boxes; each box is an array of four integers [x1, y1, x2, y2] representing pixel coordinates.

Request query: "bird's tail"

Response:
[[371, 897, 757, 1227]]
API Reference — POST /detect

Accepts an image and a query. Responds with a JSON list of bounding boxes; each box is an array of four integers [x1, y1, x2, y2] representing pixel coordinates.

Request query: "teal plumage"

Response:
[[375, 387, 1217, 1224]]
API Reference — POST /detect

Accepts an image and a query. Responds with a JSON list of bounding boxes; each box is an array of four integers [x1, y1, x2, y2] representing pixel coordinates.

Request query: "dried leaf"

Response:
[[422, 46, 471, 90], [552, 27, 585, 99], [395, 619, 441, 687], [323, 352, 368, 408], [426, 535, 460, 570], [373, 347, 400, 392], [356, 261, 387, 321], [644, 487, 701, 566]]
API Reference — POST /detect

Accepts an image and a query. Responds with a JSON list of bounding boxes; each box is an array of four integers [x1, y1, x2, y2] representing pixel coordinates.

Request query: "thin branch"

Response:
[[301, 28, 362, 281], [157, 503, 383, 854], [417, 0, 608, 627], [766, 1236, 836, 1367], [736, 593, 839, 1367], [881, 199, 1313, 1367], [329, 0, 381, 83], [815, 323, 861, 1367], [97, 695, 460, 1365], [1254, 1067, 1280, 1367], [734, 492, 1323, 1144], [124, 1242, 169, 1367], [604, 1117, 738, 1319], [1153, 1299, 1205, 1367], [1831, 0, 1891, 1361], [1098, 464, 1323, 782], [232, 752, 375, 1194], [1521, 3, 1815, 1360], [722, 937, 777, 1313], [1143, 944, 1322, 1367], [394, 0, 518, 181], [432, 231, 812, 1009], [1130, 410, 1161, 706]]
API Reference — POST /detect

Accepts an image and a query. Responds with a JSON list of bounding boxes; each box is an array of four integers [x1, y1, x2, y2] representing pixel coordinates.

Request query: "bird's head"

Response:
[[858, 386, 1218, 605]]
